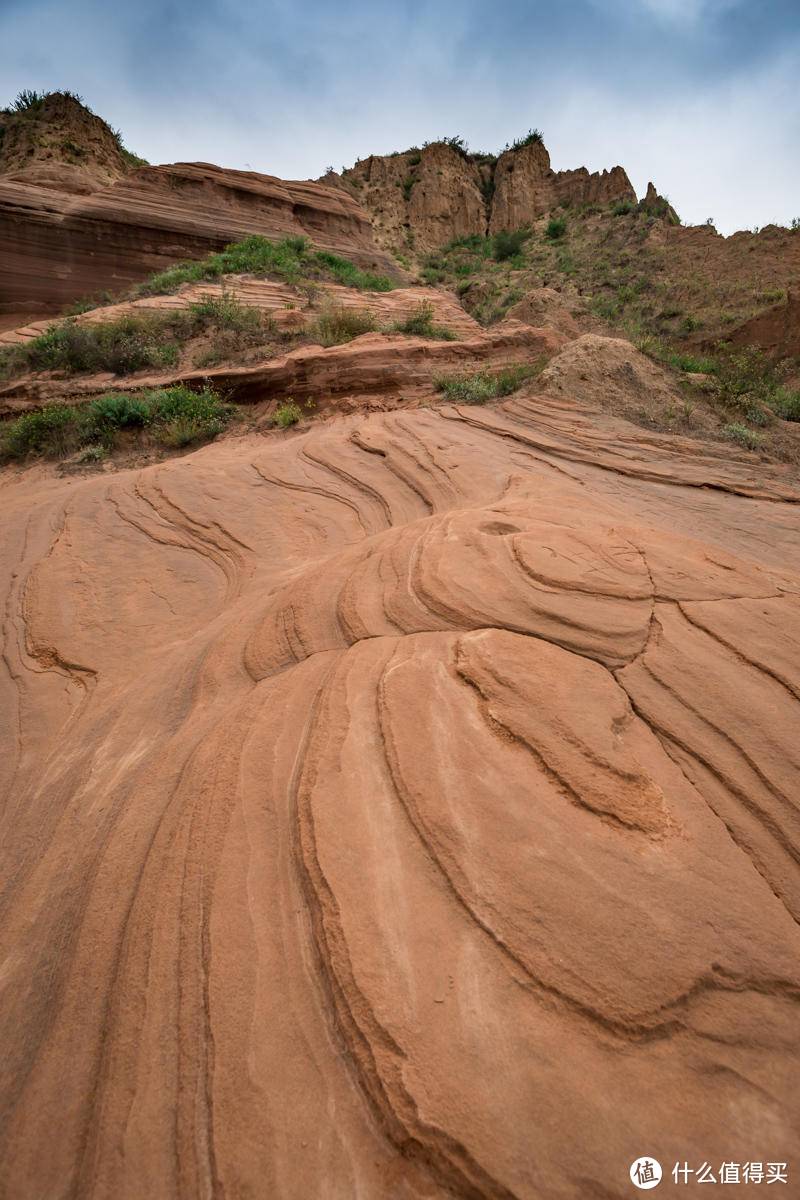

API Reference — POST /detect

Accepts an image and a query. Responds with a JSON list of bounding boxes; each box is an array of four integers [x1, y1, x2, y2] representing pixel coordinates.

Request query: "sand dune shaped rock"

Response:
[[1, 395, 799, 1198]]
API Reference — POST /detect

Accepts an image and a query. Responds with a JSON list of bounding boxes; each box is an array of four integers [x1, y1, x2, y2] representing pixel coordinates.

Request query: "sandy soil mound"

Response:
[[540, 332, 686, 415], [1, 384, 798, 1197]]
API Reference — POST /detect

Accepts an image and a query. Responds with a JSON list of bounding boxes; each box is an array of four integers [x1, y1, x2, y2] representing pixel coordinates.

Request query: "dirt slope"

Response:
[[1, 383, 798, 1198]]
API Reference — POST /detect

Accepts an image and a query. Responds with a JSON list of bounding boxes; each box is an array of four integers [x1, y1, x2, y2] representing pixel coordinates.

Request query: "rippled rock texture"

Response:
[[1, 393, 799, 1198]]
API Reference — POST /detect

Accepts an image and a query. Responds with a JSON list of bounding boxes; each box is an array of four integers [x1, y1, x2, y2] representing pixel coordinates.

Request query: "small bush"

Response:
[[492, 228, 529, 262], [433, 363, 541, 404], [1, 405, 80, 459], [6, 313, 189, 376], [545, 216, 567, 241], [275, 401, 302, 428], [509, 129, 544, 151], [391, 301, 455, 340], [612, 200, 636, 216], [721, 423, 764, 450], [772, 389, 800, 421], [0, 384, 231, 460], [311, 305, 376, 346]]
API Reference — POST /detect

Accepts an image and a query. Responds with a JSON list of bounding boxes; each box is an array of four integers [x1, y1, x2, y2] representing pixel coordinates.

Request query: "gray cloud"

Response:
[[1, 0, 797, 234]]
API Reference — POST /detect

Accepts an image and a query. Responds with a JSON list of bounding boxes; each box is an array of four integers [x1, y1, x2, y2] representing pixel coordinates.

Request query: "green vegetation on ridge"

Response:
[[1, 385, 233, 461], [137, 235, 397, 297]]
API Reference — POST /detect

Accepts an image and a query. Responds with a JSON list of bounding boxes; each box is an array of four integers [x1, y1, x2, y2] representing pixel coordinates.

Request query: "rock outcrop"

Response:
[[0, 91, 129, 195], [488, 139, 635, 234], [0, 95, 398, 317], [335, 138, 636, 253], [1, 385, 798, 1197]]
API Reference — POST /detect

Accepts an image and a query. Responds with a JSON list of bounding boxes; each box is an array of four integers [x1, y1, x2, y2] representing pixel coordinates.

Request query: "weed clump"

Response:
[[391, 301, 455, 340], [721, 422, 764, 450], [275, 401, 303, 428], [311, 306, 376, 346], [0, 384, 232, 461], [433, 362, 542, 404]]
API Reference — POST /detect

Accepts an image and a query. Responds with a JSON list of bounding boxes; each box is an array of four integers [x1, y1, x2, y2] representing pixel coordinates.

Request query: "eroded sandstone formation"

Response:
[[334, 138, 636, 253], [0, 95, 398, 317], [1, 386, 798, 1198], [488, 139, 635, 234]]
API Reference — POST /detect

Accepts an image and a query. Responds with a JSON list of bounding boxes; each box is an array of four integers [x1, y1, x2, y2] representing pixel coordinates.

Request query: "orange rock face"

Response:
[[0, 96, 398, 317], [1, 384, 798, 1197]]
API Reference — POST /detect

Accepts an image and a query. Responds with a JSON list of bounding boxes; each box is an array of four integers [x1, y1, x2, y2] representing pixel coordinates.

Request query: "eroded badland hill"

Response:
[[1, 91, 799, 1200]]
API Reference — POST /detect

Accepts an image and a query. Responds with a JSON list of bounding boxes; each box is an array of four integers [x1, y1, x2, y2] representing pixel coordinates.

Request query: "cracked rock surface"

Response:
[[1, 391, 799, 1198]]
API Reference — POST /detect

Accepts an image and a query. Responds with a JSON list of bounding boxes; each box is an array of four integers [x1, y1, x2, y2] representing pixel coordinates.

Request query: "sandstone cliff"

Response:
[[0, 95, 398, 316], [334, 136, 636, 253]]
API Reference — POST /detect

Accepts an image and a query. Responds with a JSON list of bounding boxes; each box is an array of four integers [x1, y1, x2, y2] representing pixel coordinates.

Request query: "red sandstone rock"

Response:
[[1, 390, 798, 1197]]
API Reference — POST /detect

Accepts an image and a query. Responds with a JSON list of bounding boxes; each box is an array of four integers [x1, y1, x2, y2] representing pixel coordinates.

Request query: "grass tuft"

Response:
[[433, 362, 542, 404], [311, 306, 376, 346], [390, 301, 455, 340], [1, 384, 232, 461]]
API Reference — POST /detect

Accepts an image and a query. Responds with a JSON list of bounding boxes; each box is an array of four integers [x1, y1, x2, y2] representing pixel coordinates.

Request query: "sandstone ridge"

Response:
[[330, 135, 637, 253], [0, 94, 399, 317]]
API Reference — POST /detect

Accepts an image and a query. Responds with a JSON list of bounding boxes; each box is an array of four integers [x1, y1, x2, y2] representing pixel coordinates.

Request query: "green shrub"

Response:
[[509, 129, 544, 150], [137, 235, 395, 297], [1, 405, 81, 459], [721, 422, 764, 450], [7, 313, 189, 376], [545, 216, 567, 241], [772, 389, 800, 421], [0, 384, 231, 460], [433, 362, 542, 404], [89, 393, 151, 426], [311, 305, 376, 346], [612, 200, 636, 216], [275, 401, 303, 428], [391, 301, 455, 340], [492, 228, 529, 262]]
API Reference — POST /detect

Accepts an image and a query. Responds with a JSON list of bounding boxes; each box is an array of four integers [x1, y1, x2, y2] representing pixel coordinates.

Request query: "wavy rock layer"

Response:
[[1, 393, 799, 1199]]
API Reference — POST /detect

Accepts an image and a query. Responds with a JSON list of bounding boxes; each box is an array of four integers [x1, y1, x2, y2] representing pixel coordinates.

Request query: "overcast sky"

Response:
[[2, 0, 798, 234]]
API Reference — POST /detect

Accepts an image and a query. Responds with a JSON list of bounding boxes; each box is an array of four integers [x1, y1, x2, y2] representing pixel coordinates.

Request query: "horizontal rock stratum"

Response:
[[1, 381, 798, 1197]]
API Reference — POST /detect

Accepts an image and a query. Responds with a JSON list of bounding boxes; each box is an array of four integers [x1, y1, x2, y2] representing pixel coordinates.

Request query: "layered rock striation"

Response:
[[1, 386, 798, 1198], [0, 95, 398, 316]]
